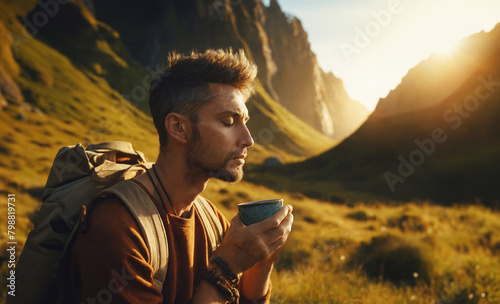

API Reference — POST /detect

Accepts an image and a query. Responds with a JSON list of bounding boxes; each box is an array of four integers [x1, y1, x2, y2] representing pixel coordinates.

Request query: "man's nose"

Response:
[[240, 124, 254, 148]]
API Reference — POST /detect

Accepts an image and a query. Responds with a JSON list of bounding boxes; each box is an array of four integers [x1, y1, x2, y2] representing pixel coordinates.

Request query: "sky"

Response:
[[263, 0, 500, 111]]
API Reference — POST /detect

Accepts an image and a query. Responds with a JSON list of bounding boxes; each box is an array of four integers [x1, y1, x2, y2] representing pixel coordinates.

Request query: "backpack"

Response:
[[9, 141, 224, 304]]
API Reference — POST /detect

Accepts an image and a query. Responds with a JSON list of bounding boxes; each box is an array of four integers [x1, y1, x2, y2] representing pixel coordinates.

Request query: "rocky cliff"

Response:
[[89, 0, 368, 139], [0, 0, 348, 195]]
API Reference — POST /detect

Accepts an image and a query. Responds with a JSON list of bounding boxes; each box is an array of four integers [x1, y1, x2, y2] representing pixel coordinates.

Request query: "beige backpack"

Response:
[[9, 141, 223, 304]]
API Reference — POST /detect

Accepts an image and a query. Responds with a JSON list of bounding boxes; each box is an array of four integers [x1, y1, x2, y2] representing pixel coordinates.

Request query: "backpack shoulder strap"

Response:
[[98, 180, 168, 290], [194, 196, 224, 252], [93, 184, 224, 291]]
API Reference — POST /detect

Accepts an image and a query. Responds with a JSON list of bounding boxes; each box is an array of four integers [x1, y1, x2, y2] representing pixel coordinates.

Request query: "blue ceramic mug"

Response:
[[238, 199, 284, 226]]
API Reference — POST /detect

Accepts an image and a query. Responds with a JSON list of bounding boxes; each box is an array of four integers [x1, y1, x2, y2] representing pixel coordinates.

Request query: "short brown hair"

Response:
[[149, 49, 257, 147]]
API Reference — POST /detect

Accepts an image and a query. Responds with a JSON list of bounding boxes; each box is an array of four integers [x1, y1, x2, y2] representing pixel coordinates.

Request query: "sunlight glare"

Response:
[[282, 0, 500, 111], [432, 40, 458, 57]]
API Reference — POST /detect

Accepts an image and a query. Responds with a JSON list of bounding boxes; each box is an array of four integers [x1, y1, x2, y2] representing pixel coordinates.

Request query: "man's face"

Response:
[[185, 83, 254, 183]]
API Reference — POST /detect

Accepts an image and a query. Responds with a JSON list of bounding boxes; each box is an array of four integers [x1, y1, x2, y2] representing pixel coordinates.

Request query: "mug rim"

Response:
[[237, 198, 283, 207]]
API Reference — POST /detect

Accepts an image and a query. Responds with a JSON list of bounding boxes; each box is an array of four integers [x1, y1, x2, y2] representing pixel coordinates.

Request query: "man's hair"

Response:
[[149, 49, 258, 147]]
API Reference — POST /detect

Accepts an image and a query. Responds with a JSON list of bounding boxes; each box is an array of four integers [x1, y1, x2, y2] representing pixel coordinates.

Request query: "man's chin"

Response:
[[209, 168, 244, 183]]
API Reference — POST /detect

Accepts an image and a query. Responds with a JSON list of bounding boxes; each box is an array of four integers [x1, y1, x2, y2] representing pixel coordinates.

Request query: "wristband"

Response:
[[210, 256, 239, 285], [203, 267, 240, 303]]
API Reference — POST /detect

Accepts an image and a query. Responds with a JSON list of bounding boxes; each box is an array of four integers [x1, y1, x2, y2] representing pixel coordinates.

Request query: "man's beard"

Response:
[[185, 126, 244, 184]]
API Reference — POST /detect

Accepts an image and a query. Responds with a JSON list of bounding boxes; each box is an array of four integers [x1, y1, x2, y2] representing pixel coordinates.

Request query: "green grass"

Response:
[[201, 181, 500, 303], [2, 128, 499, 304]]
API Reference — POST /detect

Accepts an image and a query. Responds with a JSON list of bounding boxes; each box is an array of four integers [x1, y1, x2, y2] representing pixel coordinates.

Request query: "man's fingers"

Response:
[[268, 236, 286, 254], [257, 204, 293, 230], [219, 205, 294, 272], [265, 212, 294, 245], [268, 214, 294, 254]]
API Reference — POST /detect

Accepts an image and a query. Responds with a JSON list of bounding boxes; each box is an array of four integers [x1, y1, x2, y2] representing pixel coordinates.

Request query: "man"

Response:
[[71, 49, 294, 303]]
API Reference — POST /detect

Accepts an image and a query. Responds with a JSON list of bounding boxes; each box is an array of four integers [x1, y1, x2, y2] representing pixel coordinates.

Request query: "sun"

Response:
[[433, 40, 458, 57]]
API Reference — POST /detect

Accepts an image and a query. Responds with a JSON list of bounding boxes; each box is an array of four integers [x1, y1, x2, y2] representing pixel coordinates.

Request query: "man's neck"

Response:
[[149, 149, 209, 217]]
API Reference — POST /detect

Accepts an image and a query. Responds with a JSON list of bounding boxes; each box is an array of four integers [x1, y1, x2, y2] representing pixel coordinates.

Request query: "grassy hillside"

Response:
[[25, 0, 152, 113], [201, 180, 500, 303], [0, 4, 160, 299]]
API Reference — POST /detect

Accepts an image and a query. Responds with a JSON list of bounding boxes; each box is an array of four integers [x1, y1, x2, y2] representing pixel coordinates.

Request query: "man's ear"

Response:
[[164, 113, 191, 144]]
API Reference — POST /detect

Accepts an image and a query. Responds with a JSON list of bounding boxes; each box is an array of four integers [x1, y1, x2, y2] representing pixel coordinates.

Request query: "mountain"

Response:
[[0, 0, 362, 206], [0, 0, 345, 176], [88, 0, 368, 139], [0, 1, 351, 298], [251, 24, 500, 206], [374, 26, 500, 119]]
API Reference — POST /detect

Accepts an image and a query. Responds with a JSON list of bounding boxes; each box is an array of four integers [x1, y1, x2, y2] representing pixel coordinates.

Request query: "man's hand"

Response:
[[214, 204, 294, 274]]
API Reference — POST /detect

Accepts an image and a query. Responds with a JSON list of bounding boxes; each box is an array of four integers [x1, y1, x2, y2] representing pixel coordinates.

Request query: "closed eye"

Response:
[[222, 117, 235, 127]]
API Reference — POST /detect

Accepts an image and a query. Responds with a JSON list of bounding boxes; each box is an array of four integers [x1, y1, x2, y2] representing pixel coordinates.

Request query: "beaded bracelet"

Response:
[[203, 267, 240, 303], [210, 256, 239, 285]]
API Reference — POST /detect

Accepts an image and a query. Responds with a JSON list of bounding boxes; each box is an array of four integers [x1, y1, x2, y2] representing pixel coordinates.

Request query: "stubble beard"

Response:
[[185, 126, 244, 184]]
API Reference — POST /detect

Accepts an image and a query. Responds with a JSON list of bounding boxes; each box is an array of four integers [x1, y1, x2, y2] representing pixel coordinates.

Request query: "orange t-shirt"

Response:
[[70, 181, 269, 303]]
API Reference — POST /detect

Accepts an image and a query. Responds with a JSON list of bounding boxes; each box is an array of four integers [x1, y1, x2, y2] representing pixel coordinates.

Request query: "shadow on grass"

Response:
[[347, 234, 434, 287]]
